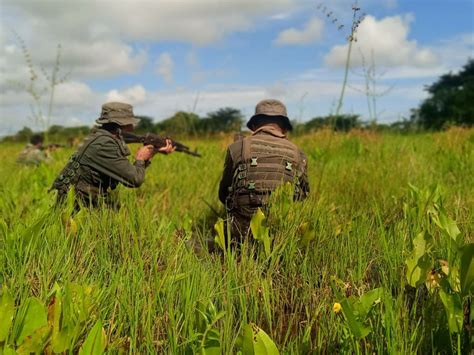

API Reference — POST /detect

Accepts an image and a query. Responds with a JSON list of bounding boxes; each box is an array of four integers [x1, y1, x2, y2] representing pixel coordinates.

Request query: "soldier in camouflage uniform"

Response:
[[218, 99, 310, 242], [17, 134, 51, 166], [51, 102, 174, 208]]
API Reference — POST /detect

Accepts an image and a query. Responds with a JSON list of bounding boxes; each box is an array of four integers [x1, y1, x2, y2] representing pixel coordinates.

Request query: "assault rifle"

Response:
[[41, 143, 65, 151], [122, 132, 201, 157]]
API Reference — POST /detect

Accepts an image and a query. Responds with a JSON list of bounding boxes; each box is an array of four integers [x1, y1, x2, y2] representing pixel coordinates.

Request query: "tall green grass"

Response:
[[1, 128, 473, 353]]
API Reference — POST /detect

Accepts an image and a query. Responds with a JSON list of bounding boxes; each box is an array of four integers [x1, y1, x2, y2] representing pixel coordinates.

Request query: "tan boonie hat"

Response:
[[247, 99, 292, 131], [95, 102, 140, 126]]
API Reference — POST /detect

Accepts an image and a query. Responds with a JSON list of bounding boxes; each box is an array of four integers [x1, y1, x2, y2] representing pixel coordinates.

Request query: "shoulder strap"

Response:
[[76, 133, 104, 162], [241, 136, 251, 162]]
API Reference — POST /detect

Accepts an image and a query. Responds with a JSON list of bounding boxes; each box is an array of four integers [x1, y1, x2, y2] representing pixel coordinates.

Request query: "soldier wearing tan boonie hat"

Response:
[[51, 101, 174, 209], [246, 99, 293, 131], [95, 102, 141, 127], [218, 99, 309, 245]]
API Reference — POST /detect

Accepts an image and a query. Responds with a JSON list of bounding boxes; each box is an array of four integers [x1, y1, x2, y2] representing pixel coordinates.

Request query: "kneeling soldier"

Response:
[[218, 99, 310, 242], [51, 102, 174, 208], [17, 134, 51, 166]]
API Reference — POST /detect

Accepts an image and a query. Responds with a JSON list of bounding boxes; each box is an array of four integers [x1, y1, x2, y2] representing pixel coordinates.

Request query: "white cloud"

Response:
[[0, 0, 298, 89], [106, 85, 147, 105], [54, 82, 96, 106], [325, 15, 438, 68], [274, 17, 324, 45], [0, 23, 148, 90], [155, 53, 174, 84], [63, 41, 147, 77], [2, 0, 296, 45]]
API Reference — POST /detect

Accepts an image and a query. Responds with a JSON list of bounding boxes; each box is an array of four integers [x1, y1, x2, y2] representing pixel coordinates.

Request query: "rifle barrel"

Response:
[[122, 132, 201, 157]]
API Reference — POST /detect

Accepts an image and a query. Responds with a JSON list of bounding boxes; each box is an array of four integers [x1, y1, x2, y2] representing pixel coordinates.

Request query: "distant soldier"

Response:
[[51, 102, 174, 208], [219, 99, 310, 242], [17, 134, 51, 166]]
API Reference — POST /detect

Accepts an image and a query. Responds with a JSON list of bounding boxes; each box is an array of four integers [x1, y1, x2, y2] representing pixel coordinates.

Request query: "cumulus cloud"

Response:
[[325, 15, 438, 68], [106, 85, 147, 105], [155, 53, 174, 84], [0, 24, 147, 91], [274, 17, 324, 45], [0, 0, 297, 88], [1, 0, 296, 45], [54, 82, 97, 106]]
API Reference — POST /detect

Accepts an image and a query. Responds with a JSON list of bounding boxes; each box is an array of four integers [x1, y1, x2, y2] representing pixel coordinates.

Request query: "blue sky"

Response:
[[0, 0, 473, 135]]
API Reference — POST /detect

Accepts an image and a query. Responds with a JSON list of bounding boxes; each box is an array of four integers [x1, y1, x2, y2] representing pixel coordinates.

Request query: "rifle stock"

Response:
[[122, 132, 201, 157]]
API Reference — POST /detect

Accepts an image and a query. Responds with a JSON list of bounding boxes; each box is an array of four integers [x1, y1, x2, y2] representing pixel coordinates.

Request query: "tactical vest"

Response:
[[50, 132, 103, 200], [230, 134, 303, 206]]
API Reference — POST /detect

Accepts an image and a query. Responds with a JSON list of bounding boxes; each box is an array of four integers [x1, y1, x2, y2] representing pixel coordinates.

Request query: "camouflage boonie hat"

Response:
[[95, 102, 140, 126], [247, 99, 293, 131]]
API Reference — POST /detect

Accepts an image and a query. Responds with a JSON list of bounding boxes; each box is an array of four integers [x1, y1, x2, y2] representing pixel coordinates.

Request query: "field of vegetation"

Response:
[[0, 128, 473, 353]]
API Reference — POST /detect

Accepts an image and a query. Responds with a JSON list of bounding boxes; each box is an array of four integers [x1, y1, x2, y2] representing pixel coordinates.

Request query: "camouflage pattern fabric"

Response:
[[16, 144, 50, 166]]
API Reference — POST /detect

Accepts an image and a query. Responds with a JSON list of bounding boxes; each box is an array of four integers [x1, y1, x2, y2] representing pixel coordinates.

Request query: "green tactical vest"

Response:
[[230, 132, 304, 206]]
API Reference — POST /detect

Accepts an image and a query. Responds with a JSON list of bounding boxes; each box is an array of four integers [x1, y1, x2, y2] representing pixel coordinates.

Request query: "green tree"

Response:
[[201, 107, 243, 133], [135, 116, 155, 133], [155, 111, 200, 135], [303, 114, 361, 132], [414, 59, 474, 130], [15, 126, 34, 142]]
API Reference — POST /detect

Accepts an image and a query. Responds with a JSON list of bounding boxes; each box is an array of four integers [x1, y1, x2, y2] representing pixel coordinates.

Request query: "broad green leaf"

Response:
[[242, 323, 279, 355], [79, 320, 107, 355], [405, 232, 433, 287], [14, 297, 48, 346], [0, 287, 14, 342], [439, 289, 463, 334], [250, 209, 271, 257], [447, 265, 461, 293], [201, 331, 221, 355], [202, 345, 221, 355], [340, 299, 371, 340], [50, 287, 74, 353], [431, 207, 461, 243], [70, 283, 94, 324], [250, 208, 266, 240], [15, 325, 50, 354], [213, 218, 226, 251], [353, 288, 384, 320], [460, 243, 474, 296], [201, 328, 221, 354]]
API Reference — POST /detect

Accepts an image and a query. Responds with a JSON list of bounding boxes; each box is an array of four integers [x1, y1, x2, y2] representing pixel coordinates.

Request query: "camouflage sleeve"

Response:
[[298, 150, 310, 199], [82, 139, 147, 188], [218, 148, 234, 204], [17, 147, 50, 166]]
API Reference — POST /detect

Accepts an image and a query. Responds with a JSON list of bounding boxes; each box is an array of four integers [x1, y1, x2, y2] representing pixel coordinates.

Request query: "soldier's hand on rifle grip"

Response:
[[157, 139, 175, 155], [135, 145, 155, 161]]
